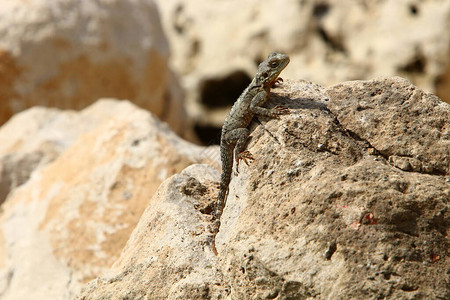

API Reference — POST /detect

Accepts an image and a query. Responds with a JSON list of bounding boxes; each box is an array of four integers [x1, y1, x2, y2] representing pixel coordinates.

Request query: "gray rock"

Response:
[[77, 78, 449, 299]]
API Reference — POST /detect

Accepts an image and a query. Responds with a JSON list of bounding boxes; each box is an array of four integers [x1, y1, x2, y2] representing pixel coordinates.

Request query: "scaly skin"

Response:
[[211, 52, 290, 255]]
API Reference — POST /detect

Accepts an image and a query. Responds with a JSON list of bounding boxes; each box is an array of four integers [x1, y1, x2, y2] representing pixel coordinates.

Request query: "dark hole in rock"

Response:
[[398, 53, 426, 74], [409, 4, 419, 15], [200, 70, 252, 109], [317, 27, 346, 53], [313, 2, 330, 18], [173, 4, 185, 35], [194, 123, 221, 145]]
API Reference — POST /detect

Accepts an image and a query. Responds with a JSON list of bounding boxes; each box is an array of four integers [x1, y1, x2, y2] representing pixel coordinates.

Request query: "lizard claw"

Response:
[[270, 105, 290, 117], [235, 150, 255, 173], [272, 77, 284, 88]]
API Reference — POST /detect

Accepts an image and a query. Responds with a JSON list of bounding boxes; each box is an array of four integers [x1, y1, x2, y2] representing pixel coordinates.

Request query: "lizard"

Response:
[[211, 52, 290, 255]]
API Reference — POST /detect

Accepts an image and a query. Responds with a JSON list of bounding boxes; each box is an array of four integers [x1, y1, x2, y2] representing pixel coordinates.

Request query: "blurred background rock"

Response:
[[0, 0, 190, 139], [0, 0, 449, 145], [155, 0, 450, 143]]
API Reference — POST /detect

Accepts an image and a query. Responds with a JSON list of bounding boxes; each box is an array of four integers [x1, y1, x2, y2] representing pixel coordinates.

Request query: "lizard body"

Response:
[[211, 52, 290, 254]]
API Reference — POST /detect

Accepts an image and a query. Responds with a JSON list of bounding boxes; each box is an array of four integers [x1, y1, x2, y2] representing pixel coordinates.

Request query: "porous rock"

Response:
[[0, 100, 218, 300], [78, 78, 449, 299], [154, 0, 450, 132]]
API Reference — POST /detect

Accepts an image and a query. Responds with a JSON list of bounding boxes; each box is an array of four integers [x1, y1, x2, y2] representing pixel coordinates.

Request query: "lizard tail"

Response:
[[211, 143, 233, 255], [215, 145, 233, 220]]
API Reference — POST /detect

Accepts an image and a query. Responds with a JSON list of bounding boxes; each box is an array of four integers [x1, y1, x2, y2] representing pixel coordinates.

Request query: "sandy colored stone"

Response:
[[0, 100, 219, 300], [78, 165, 223, 300], [154, 0, 450, 132], [77, 78, 449, 299], [0, 101, 134, 205], [0, 0, 191, 138], [327, 76, 450, 175]]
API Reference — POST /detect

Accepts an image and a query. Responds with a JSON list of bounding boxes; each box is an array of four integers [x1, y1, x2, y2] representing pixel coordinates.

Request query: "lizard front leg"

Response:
[[250, 90, 291, 118]]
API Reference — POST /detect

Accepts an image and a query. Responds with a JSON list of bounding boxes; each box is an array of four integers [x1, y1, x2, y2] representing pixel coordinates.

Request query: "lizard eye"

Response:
[[270, 61, 279, 68]]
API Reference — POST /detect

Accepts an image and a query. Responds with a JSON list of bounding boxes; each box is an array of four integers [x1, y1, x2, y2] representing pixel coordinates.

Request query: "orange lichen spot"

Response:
[[430, 254, 440, 263]]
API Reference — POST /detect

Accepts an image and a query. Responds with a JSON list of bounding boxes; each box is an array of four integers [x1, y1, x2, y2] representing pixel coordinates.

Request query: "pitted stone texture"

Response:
[[0, 100, 218, 300], [154, 0, 450, 130], [77, 78, 449, 299]]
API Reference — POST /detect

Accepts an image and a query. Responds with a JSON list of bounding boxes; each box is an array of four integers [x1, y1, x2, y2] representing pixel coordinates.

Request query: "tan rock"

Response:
[[154, 0, 450, 133], [78, 165, 223, 299], [78, 78, 449, 299], [327, 76, 450, 175], [0, 100, 219, 300], [0, 101, 135, 204], [0, 0, 191, 138]]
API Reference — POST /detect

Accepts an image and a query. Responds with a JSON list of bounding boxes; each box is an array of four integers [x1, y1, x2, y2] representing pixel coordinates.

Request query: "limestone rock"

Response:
[[154, 0, 450, 137], [0, 0, 191, 138], [327, 76, 450, 175], [78, 165, 222, 299], [0, 101, 140, 205], [77, 78, 449, 299], [0, 100, 219, 300]]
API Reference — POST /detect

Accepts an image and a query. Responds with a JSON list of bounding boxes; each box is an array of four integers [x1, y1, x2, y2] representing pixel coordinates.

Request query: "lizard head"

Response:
[[256, 52, 290, 87]]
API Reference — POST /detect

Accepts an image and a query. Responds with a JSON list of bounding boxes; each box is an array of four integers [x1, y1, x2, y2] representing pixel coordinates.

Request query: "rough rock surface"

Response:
[[77, 77, 449, 299], [0, 0, 191, 138], [327, 77, 450, 176], [0, 100, 218, 300], [78, 165, 222, 300], [154, 0, 450, 137]]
